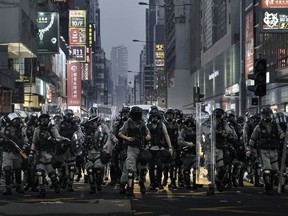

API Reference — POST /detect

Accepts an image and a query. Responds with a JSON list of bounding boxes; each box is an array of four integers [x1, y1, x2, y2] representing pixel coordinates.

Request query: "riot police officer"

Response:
[[29, 111, 63, 198], [207, 108, 234, 195], [83, 106, 114, 194], [58, 109, 81, 192], [163, 109, 180, 189], [247, 107, 285, 195], [118, 106, 151, 196], [0, 112, 28, 195], [178, 115, 203, 189], [110, 106, 130, 186], [23, 112, 39, 192], [146, 106, 173, 190]]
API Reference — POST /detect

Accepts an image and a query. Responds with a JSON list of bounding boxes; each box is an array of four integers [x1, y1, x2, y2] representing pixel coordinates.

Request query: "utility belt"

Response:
[[128, 138, 143, 148]]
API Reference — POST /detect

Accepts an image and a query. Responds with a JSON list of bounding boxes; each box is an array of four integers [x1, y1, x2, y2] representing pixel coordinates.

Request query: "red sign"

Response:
[[69, 28, 86, 44], [245, 10, 254, 78], [67, 63, 82, 106], [261, 0, 288, 8]]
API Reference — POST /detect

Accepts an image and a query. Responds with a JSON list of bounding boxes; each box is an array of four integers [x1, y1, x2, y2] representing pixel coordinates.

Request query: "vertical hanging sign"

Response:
[[67, 63, 82, 106]]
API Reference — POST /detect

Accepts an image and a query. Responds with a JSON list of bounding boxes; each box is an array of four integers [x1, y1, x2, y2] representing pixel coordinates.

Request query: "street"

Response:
[[1, 178, 288, 216]]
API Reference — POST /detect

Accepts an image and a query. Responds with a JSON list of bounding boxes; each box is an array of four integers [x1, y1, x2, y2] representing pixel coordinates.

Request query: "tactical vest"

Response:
[[2, 126, 25, 153], [37, 127, 56, 153], [126, 119, 147, 147], [165, 121, 179, 148], [216, 120, 226, 149], [258, 122, 279, 150], [59, 121, 78, 140], [147, 122, 166, 148], [183, 126, 196, 154]]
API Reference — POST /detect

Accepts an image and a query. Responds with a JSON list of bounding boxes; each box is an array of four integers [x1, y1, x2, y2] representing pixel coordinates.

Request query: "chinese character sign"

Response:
[[67, 63, 82, 106], [261, 0, 288, 32]]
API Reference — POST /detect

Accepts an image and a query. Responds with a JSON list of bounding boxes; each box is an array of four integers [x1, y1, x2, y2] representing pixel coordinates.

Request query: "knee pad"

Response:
[[36, 169, 46, 185], [128, 172, 134, 180], [68, 165, 76, 173], [87, 167, 94, 175], [36, 169, 45, 177], [48, 172, 58, 182], [3, 166, 12, 173]]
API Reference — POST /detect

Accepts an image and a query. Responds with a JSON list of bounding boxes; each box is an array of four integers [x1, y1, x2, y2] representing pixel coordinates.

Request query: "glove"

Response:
[[169, 147, 173, 155]]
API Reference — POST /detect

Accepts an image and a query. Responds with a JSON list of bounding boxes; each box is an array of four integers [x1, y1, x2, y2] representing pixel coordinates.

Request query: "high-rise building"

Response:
[[110, 46, 128, 108]]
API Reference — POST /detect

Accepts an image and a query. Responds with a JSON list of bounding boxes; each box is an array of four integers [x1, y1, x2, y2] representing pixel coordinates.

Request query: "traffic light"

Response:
[[247, 58, 267, 97], [193, 86, 205, 103]]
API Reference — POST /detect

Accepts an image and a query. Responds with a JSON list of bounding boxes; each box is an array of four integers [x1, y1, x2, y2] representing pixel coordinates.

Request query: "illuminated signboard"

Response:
[[260, 0, 288, 32], [69, 28, 86, 44], [37, 12, 59, 53], [70, 45, 86, 62], [261, 0, 288, 8], [67, 63, 82, 106], [69, 10, 86, 28], [155, 44, 165, 67], [87, 23, 95, 50]]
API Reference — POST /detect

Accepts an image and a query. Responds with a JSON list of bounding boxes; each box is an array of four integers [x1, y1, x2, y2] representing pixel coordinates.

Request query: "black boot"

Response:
[[163, 167, 169, 186], [184, 170, 191, 189], [119, 183, 126, 194], [206, 186, 215, 196], [67, 184, 75, 192], [37, 189, 46, 198], [15, 185, 25, 194], [3, 187, 12, 195], [139, 181, 146, 194], [127, 172, 134, 196], [90, 186, 96, 194]]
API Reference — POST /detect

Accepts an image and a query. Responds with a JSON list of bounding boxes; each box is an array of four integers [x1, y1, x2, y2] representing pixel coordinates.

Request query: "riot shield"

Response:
[[195, 101, 216, 185], [71, 129, 84, 156]]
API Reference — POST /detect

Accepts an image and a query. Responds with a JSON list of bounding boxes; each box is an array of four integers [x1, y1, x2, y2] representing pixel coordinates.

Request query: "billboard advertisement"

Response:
[[69, 45, 86, 62], [37, 12, 59, 54], [260, 0, 288, 32], [69, 28, 86, 44], [67, 63, 82, 106], [245, 9, 254, 77], [261, 0, 288, 8], [69, 10, 86, 28]]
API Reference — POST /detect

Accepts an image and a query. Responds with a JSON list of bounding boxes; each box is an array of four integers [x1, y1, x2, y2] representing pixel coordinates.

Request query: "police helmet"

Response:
[[213, 108, 224, 118], [38, 111, 50, 128], [148, 106, 160, 122], [165, 108, 175, 122], [63, 109, 74, 122], [8, 112, 22, 129], [226, 110, 236, 118], [120, 106, 130, 121], [53, 114, 63, 123], [73, 116, 81, 125], [87, 107, 99, 119], [28, 112, 39, 126], [237, 116, 245, 124], [261, 106, 273, 122], [129, 106, 143, 121], [120, 106, 130, 114], [184, 115, 195, 127], [175, 109, 184, 119]]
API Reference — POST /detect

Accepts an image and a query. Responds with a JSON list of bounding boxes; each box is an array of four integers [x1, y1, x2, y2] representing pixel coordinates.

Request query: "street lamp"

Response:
[[138, 1, 191, 7]]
